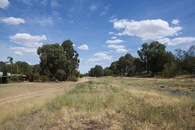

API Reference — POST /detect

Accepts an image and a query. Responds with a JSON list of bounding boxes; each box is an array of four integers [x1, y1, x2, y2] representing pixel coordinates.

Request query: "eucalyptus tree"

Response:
[[37, 43, 67, 80], [37, 40, 80, 81], [138, 41, 167, 76]]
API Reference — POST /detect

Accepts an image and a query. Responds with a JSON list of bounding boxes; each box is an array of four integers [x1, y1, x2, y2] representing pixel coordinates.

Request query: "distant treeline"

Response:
[[87, 41, 195, 77], [1, 41, 194, 84], [0, 39, 80, 83]]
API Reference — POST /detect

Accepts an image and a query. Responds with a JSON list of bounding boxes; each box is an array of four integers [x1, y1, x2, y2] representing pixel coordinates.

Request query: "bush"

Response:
[[41, 75, 49, 82], [69, 75, 78, 82], [79, 74, 84, 78], [12, 75, 18, 82], [34, 73, 40, 81]]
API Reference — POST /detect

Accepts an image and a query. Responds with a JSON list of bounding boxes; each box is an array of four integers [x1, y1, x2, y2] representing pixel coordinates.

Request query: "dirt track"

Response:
[[0, 78, 89, 105]]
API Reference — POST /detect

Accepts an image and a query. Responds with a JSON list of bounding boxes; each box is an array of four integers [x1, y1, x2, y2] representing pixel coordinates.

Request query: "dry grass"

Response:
[[1, 77, 195, 130], [0, 80, 80, 128]]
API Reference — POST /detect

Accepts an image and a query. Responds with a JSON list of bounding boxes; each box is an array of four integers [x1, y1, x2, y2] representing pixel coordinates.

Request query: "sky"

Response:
[[0, 0, 195, 74]]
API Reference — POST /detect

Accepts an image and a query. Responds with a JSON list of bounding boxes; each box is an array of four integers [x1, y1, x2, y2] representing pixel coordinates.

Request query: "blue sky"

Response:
[[0, 0, 195, 74]]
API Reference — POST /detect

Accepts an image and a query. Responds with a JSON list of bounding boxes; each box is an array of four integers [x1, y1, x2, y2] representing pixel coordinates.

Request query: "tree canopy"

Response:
[[88, 65, 103, 77], [61, 40, 80, 80], [138, 41, 167, 76], [37, 40, 79, 81]]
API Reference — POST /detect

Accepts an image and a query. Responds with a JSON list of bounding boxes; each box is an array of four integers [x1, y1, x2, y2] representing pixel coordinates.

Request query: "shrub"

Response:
[[12, 75, 18, 82], [41, 75, 49, 82], [69, 75, 78, 82]]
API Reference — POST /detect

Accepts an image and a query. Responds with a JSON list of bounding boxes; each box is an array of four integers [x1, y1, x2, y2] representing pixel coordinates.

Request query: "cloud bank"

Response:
[[111, 19, 183, 41]]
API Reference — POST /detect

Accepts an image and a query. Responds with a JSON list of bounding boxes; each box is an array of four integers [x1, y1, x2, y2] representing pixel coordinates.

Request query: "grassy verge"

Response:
[[2, 77, 195, 130]]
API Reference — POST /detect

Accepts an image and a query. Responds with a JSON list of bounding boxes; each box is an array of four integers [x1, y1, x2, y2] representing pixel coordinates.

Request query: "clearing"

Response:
[[1, 77, 195, 130]]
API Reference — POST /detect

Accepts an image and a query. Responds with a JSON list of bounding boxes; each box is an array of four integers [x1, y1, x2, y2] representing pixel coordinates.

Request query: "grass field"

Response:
[[1, 77, 195, 129]]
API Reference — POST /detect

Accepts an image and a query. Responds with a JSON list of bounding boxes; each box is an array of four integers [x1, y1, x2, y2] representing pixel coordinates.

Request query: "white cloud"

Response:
[[172, 19, 179, 25], [10, 33, 47, 47], [78, 44, 89, 50], [168, 37, 195, 46], [157, 38, 171, 44], [107, 44, 127, 53], [14, 51, 22, 55], [10, 47, 37, 54], [107, 44, 124, 49], [0, 0, 9, 9], [111, 36, 117, 39], [116, 48, 128, 53], [89, 4, 97, 11], [93, 52, 112, 60], [157, 37, 195, 45], [1, 17, 25, 25], [111, 19, 183, 40], [106, 39, 124, 44], [88, 52, 112, 63]]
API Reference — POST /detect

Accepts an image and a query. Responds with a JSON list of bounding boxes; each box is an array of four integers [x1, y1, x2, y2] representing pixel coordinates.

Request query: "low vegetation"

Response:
[[1, 77, 195, 129]]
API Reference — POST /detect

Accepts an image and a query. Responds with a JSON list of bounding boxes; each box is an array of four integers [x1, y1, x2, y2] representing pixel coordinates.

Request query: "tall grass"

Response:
[[2, 77, 195, 130], [47, 80, 118, 112]]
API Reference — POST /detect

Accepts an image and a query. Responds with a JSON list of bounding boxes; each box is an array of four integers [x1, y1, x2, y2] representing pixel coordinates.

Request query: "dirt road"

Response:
[[0, 78, 88, 105]]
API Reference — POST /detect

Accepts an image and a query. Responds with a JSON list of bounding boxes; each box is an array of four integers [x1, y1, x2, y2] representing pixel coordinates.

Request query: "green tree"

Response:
[[175, 45, 195, 74], [184, 45, 195, 74], [32, 64, 41, 75], [117, 53, 135, 76], [61, 40, 80, 80], [175, 48, 185, 73], [88, 67, 95, 77], [37, 43, 67, 81], [89, 65, 103, 77], [162, 52, 177, 77], [55, 69, 66, 81], [133, 58, 144, 76], [110, 61, 119, 76], [15, 61, 32, 75], [103, 67, 113, 76], [138, 41, 167, 76]]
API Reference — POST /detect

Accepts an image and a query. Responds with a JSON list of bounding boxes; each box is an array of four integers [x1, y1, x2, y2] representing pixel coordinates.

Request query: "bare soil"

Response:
[[0, 78, 88, 105]]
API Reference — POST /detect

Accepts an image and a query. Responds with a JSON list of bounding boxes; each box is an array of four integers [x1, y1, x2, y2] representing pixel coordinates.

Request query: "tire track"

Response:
[[0, 78, 89, 105], [0, 87, 64, 105]]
